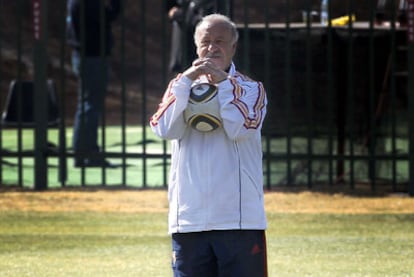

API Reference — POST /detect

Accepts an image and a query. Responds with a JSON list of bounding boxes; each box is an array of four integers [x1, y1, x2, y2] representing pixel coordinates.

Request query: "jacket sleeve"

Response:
[[149, 75, 192, 139], [217, 76, 267, 140]]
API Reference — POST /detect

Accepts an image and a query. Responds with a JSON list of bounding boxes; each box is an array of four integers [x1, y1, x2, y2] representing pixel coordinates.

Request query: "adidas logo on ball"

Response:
[[184, 82, 222, 132]]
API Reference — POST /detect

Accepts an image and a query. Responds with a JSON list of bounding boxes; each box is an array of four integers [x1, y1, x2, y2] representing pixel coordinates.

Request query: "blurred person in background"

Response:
[[66, 0, 121, 167]]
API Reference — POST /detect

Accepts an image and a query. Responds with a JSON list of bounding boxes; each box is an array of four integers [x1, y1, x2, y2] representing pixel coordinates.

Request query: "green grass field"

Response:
[[0, 190, 413, 276], [1, 127, 170, 187], [1, 126, 414, 276]]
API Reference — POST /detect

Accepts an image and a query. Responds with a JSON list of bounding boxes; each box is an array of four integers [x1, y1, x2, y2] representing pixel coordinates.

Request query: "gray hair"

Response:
[[194, 14, 239, 46]]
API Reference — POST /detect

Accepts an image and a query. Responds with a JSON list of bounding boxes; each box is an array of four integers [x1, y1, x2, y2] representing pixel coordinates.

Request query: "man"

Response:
[[66, 0, 121, 167], [150, 14, 268, 276]]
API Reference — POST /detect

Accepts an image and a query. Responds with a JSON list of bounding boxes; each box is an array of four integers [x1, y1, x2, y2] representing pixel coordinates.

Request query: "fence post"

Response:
[[32, 0, 48, 190], [408, 0, 414, 196]]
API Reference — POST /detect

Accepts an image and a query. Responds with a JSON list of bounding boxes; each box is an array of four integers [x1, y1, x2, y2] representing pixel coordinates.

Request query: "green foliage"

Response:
[[0, 211, 413, 276]]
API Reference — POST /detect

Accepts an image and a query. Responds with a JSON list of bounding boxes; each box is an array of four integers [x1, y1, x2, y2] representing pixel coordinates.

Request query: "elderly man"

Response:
[[150, 14, 268, 276]]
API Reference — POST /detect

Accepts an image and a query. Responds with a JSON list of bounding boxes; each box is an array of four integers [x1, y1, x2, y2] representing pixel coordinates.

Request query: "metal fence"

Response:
[[0, 0, 413, 195]]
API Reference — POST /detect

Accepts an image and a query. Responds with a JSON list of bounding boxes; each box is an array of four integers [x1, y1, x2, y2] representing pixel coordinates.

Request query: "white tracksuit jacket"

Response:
[[150, 63, 268, 234]]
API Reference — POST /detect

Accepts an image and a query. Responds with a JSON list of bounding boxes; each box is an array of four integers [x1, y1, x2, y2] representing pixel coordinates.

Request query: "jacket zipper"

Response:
[[235, 141, 242, 229]]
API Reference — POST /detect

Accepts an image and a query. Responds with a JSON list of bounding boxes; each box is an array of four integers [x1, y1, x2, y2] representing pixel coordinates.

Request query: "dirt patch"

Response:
[[0, 188, 413, 214], [0, 188, 168, 213], [264, 190, 414, 214]]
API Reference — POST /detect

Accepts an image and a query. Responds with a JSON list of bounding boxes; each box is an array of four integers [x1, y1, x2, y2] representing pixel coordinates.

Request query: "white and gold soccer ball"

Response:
[[184, 82, 222, 132]]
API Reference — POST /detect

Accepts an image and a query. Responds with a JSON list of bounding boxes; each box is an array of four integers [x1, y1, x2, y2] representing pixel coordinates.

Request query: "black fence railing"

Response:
[[0, 0, 413, 195]]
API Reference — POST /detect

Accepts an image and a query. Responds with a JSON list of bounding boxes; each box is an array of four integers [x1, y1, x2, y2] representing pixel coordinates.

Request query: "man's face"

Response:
[[195, 21, 236, 71]]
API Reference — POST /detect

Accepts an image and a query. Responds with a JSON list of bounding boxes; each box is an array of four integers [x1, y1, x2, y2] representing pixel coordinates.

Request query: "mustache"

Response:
[[204, 52, 220, 58]]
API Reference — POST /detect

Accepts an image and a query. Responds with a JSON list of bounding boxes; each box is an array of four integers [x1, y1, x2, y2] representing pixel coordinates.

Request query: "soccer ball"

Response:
[[183, 82, 222, 132]]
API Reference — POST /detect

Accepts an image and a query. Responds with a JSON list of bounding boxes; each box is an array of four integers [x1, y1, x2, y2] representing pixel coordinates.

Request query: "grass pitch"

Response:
[[0, 189, 414, 276]]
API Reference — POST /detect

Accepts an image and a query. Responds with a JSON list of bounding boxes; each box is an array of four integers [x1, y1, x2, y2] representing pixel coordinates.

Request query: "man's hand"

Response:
[[182, 58, 227, 84], [168, 7, 183, 21]]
